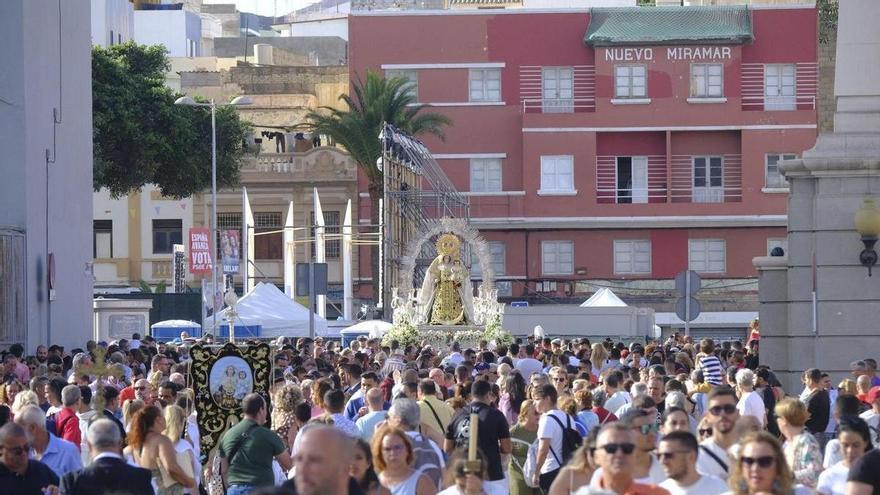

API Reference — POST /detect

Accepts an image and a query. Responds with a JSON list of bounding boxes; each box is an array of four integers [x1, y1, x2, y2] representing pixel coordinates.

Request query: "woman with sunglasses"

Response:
[[774, 398, 822, 489], [509, 400, 541, 495], [816, 416, 871, 495], [725, 431, 811, 495]]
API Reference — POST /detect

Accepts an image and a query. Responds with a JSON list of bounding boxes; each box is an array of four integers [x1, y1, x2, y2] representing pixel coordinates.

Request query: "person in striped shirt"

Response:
[[695, 339, 723, 387]]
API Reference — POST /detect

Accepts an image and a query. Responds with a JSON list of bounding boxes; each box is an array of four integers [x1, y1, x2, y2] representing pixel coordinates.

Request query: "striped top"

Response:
[[699, 355, 724, 386]]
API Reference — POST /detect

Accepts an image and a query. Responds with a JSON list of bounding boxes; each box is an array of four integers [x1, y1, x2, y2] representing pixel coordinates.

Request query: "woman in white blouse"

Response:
[[816, 416, 871, 495]]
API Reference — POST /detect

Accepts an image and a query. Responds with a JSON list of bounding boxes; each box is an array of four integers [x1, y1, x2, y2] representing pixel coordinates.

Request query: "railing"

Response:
[[241, 148, 357, 180], [741, 62, 818, 111], [595, 154, 742, 203], [519, 65, 596, 113]]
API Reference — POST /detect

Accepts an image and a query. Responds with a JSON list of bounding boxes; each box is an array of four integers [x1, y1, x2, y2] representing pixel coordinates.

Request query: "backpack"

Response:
[[510, 437, 540, 488], [453, 406, 478, 450], [547, 412, 582, 465]]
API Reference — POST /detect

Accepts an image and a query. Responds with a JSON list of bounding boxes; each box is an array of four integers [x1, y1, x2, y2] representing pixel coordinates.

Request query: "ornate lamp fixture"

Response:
[[854, 198, 880, 276]]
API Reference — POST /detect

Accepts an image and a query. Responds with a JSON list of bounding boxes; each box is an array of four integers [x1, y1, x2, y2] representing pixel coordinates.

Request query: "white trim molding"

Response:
[[761, 187, 790, 194], [462, 191, 526, 197], [523, 124, 817, 133], [381, 62, 505, 70], [407, 101, 506, 107], [433, 153, 507, 160], [687, 97, 728, 104], [537, 190, 578, 196], [610, 98, 652, 105], [470, 214, 787, 229]]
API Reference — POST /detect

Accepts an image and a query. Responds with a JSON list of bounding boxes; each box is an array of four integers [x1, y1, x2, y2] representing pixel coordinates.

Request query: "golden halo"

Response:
[[435, 233, 462, 257]]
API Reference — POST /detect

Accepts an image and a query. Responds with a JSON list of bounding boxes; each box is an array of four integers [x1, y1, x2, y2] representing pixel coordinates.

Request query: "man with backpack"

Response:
[[444, 379, 511, 492], [532, 384, 581, 490]]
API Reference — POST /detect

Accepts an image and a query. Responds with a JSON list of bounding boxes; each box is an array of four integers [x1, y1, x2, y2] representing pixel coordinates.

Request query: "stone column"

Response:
[[755, 0, 880, 391]]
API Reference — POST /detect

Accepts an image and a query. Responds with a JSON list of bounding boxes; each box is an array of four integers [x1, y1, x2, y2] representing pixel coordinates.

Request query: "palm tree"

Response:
[[305, 70, 452, 306]]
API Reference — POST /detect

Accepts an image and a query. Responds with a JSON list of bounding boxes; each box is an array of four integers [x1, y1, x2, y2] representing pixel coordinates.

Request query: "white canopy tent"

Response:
[[342, 320, 392, 339], [580, 288, 628, 307], [151, 320, 201, 330], [218, 282, 327, 338]]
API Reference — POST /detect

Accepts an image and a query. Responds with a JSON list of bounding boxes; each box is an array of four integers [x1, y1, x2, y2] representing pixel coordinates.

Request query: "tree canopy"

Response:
[[92, 42, 250, 199]]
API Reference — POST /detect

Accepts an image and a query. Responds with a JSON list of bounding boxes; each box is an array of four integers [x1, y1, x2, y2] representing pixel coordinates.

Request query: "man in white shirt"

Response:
[[735, 369, 766, 428], [604, 373, 632, 415], [695, 386, 740, 480], [658, 431, 728, 495], [514, 344, 543, 380], [441, 342, 466, 368]]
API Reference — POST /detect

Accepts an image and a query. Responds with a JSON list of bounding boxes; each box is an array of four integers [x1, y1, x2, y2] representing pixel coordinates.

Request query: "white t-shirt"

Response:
[[723, 486, 812, 495], [604, 390, 631, 415], [437, 481, 508, 495], [537, 409, 574, 474], [590, 456, 666, 486], [823, 439, 842, 469], [816, 462, 849, 495], [859, 410, 880, 449], [696, 439, 731, 480], [660, 474, 728, 495], [515, 358, 544, 380], [737, 390, 765, 428]]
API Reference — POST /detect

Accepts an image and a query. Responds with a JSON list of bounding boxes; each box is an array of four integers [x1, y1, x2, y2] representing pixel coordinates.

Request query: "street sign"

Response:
[[295, 263, 328, 296], [511, 301, 529, 308], [674, 270, 701, 295], [675, 296, 701, 323]]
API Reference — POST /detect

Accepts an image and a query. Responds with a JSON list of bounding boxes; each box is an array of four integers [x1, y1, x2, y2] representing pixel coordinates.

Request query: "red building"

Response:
[[349, 5, 817, 310]]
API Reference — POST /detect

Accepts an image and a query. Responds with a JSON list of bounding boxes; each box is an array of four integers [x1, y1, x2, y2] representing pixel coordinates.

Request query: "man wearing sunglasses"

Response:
[[0, 422, 60, 495], [592, 409, 667, 486], [657, 431, 727, 495], [695, 386, 740, 481], [591, 423, 670, 495]]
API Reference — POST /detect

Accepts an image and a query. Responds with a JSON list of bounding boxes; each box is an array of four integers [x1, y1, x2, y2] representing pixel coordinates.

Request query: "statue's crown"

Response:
[[435, 233, 462, 256]]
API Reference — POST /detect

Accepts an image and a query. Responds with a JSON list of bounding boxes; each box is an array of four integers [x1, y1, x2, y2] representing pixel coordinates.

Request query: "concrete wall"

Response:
[[213, 36, 348, 66], [90, 0, 134, 47], [287, 18, 349, 42], [0, 0, 94, 350], [134, 9, 202, 57]]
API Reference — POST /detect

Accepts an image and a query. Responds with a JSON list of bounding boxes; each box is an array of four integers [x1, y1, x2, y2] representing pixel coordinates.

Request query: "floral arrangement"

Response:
[[482, 315, 514, 347], [382, 316, 420, 347]]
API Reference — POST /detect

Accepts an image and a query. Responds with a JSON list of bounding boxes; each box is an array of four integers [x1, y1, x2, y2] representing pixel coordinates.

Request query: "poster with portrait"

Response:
[[190, 342, 272, 461], [220, 230, 240, 274]]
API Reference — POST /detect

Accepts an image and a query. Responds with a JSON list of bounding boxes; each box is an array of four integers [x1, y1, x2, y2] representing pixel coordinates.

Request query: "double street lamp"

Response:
[[174, 95, 252, 336]]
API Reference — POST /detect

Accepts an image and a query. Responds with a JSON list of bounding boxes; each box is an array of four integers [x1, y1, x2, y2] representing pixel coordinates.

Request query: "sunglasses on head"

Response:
[[709, 404, 737, 416], [740, 455, 775, 468], [596, 443, 636, 455], [638, 423, 659, 435]]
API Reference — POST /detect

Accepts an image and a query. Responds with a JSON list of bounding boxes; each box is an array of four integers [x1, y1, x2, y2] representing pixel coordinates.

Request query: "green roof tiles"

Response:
[[585, 5, 753, 46]]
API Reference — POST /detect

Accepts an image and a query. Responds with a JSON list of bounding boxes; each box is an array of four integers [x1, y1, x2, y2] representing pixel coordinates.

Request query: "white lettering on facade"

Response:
[[666, 46, 734, 61], [605, 47, 654, 62]]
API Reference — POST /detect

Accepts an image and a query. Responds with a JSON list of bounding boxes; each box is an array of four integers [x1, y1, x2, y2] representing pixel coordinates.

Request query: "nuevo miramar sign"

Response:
[[604, 46, 733, 62]]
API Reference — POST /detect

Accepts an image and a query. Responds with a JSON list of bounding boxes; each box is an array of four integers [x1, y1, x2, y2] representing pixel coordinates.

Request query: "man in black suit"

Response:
[[61, 418, 153, 495]]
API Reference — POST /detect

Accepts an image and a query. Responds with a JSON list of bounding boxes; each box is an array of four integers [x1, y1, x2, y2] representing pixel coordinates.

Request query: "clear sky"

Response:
[[202, 0, 313, 17]]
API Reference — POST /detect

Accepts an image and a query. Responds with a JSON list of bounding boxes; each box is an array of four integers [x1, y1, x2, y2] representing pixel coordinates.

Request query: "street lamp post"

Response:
[[174, 95, 252, 339]]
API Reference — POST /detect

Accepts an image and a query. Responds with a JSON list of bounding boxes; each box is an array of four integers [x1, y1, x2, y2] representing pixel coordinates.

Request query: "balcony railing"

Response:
[[596, 154, 742, 204], [741, 62, 818, 111], [519, 65, 596, 114], [521, 97, 596, 113], [241, 147, 357, 182]]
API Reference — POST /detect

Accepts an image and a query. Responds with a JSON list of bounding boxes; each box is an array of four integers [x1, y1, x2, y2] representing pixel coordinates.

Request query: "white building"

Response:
[[135, 7, 203, 56], [91, 0, 135, 47], [0, 0, 94, 351]]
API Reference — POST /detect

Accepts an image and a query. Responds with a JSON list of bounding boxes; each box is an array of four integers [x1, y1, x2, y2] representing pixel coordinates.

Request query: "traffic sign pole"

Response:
[[685, 270, 691, 337]]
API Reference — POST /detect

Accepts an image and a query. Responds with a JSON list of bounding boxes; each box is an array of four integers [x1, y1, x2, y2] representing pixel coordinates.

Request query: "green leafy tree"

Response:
[[304, 71, 452, 304], [92, 42, 250, 198]]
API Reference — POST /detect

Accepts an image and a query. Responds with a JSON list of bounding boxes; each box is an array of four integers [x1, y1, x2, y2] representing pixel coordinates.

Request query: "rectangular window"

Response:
[[310, 211, 341, 259], [254, 212, 282, 260], [691, 63, 723, 98], [109, 30, 114, 46], [469, 69, 501, 102], [152, 219, 183, 255], [470, 158, 502, 192], [471, 242, 506, 278], [693, 156, 724, 203], [540, 155, 574, 193], [615, 156, 648, 204], [541, 241, 574, 275], [614, 65, 647, 98], [689, 239, 726, 274], [767, 238, 788, 256], [765, 154, 796, 188], [94, 220, 113, 259], [385, 69, 418, 99], [614, 240, 651, 275], [764, 64, 796, 110], [542, 67, 574, 113]]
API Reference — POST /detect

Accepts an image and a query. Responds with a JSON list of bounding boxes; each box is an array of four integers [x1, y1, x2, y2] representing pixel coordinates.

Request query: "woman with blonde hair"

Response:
[[163, 405, 200, 494], [589, 344, 609, 377], [508, 399, 540, 495], [311, 378, 333, 417], [10, 389, 39, 416], [775, 398, 822, 489], [836, 379, 858, 397], [0, 376, 24, 407], [726, 431, 811, 495], [272, 383, 304, 448], [547, 428, 598, 495], [371, 426, 436, 495]]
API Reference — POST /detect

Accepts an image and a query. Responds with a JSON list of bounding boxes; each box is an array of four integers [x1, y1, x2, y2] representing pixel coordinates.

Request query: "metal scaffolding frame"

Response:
[[379, 123, 470, 312]]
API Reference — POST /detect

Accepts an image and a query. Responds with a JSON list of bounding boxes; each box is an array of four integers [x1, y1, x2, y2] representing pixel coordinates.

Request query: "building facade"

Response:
[[349, 4, 818, 330], [0, 0, 94, 350]]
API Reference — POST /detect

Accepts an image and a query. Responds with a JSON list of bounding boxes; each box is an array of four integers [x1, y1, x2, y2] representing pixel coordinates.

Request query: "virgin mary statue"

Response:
[[418, 233, 476, 325]]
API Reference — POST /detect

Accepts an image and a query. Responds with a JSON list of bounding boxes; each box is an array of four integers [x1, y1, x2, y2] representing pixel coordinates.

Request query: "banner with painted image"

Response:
[[220, 229, 240, 274]]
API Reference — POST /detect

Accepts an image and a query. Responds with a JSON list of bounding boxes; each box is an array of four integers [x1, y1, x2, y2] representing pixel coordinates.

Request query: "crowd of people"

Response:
[[0, 330, 879, 495]]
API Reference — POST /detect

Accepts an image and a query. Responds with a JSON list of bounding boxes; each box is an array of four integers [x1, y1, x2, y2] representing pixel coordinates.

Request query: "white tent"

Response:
[[580, 288, 628, 307], [219, 282, 327, 338], [342, 320, 392, 339], [150, 320, 201, 330]]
